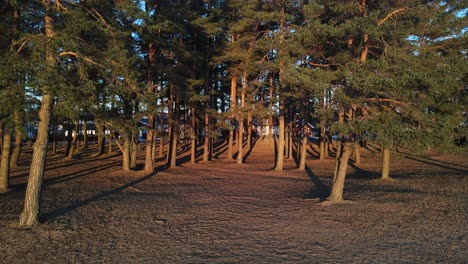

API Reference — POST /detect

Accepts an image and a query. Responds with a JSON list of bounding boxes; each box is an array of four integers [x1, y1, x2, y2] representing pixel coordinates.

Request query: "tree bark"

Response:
[[203, 111, 210, 162], [10, 111, 24, 169], [83, 120, 88, 149], [67, 122, 79, 159], [144, 114, 156, 172], [121, 133, 131, 171], [169, 99, 179, 168], [0, 127, 12, 192], [237, 72, 247, 164], [131, 132, 138, 169], [298, 130, 308, 171], [19, 90, 53, 226], [95, 122, 106, 156], [247, 110, 252, 150], [381, 146, 390, 179], [268, 73, 274, 146], [19, 3, 55, 227], [328, 142, 352, 202], [190, 107, 197, 163], [275, 100, 285, 171]]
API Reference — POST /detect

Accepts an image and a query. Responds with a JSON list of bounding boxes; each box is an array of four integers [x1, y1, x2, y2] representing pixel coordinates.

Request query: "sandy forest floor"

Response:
[[0, 138, 467, 263]]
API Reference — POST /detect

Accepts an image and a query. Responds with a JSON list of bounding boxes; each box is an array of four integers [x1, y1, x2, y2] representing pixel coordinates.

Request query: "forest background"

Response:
[[0, 0, 466, 227]]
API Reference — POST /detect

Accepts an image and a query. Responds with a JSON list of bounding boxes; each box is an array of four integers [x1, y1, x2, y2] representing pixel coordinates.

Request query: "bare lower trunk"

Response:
[[203, 112, 210, 162], [19, 91, 53, 227], [170, 125, 178, 167], [10, 117, 23, 169], [0, 128, 12, 192], [67, 122, 79, 159], [275, 101, 285, 171], [96, 123, 106, 156], [328, 142, 352, 202], [131, 133, 138, 169], [247, 111, 252, 150], [381, 146, 390, 179], [287, 121, 293, 160], [236, 118, 244, 164], [121, 134, 131, 171], [144, 115, 156, 173], [228, 76, 237, 160], [191, 107, 196, 164], [298, 132, 308, 171], [227, 127, 234, 161], [354, 145, 361, 165]]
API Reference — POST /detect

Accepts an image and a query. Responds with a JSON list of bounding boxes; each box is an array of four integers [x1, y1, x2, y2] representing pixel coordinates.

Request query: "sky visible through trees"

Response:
[[0, 0, 466, 227]]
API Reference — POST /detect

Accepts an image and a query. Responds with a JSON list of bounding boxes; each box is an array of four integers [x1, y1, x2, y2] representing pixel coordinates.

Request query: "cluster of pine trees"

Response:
[[0, 0, 466, 226]]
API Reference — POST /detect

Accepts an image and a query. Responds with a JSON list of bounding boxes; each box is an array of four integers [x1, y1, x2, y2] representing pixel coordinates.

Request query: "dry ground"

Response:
[[0, 138, 467, 263]]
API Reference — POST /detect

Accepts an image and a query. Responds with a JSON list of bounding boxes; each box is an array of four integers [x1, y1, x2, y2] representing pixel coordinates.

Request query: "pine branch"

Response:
[[377, 8, 408, 26]]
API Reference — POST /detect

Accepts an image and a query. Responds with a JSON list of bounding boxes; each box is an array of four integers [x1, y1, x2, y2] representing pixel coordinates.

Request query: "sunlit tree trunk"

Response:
[[144, 114, 156, 172], [381, 146, 391, 180], [268, 73, 274, 146], [67, 122, 79, 159], [328, 142, 352, 202], [298, 131, 308, 171], [19, 7, 55, 226], [237, 72, 246, 164], [169, 99, 179, 168], [121, 133, 131, 171], [247, 110, 252, 150], [203, 111, 210, 162], [190, 107, 197, 163], [275, 100, 285, 171]]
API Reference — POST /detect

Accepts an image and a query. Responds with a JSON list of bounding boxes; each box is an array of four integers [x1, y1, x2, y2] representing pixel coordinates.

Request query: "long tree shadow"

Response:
[[241, 137, 259, 162], [40, 166, 163, 223], [303, 165, 330, 200], [404, 155, 468, 172], [347, 162, 380, 180], [3, 160, 122, 197]]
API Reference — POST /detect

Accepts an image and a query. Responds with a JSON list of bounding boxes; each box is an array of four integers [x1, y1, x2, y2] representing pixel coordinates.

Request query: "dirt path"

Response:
[[0, 139, 467, 263]]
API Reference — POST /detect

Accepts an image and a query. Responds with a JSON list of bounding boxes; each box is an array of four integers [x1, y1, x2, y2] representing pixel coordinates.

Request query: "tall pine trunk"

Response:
[[268, 74, 274, 146], [275, 100, 285, 171], [169, 99, 179, 168], [328, 142, 352, 202], [144, 115, 156, 172], [67, 122, 79, 159], [95, 122, 106, 156], [0, 127, 12, 192], [19, 92, 53, 226], [19, 5, 55, 226], [190, 107, 197, 164], [298, 130, 308, 171], [237, 72, 246, 164], [10, 111, 24, 169], [381, 146, 391, 180], [203, 111, 210, 162]]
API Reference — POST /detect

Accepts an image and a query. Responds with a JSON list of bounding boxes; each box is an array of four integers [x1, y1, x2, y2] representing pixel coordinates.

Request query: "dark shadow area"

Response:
[[40, 166, 163, 223], [347, 162, 380, 180], [303, 165, 330, 200]]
